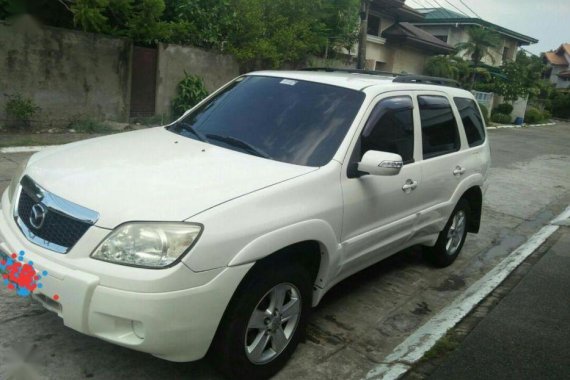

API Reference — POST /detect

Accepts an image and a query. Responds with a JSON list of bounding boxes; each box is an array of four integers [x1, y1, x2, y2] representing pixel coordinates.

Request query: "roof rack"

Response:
[[301, 67, 398, 77], [301, 67, 459, 88], [393, 75, 459, 88]]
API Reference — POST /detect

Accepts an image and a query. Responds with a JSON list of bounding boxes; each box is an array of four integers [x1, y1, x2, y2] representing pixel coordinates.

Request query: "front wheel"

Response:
[[425, 199, 470, 267], [209, 261, 311, 379]]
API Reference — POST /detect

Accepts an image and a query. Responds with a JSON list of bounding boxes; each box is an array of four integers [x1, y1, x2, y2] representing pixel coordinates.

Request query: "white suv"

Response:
[[0, 70, 490, 379]]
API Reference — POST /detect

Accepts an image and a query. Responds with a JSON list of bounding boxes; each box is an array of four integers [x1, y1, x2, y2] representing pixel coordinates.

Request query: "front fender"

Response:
[[228, 219, 341, 287]]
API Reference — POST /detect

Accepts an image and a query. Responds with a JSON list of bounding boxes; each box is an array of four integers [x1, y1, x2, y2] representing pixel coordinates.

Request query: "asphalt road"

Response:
[[428, 229, 570, 380], [0, 123, 569, 380]]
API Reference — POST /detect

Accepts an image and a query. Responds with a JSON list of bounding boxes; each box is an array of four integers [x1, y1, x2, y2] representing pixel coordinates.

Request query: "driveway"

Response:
[[1, 123, 569, 379]]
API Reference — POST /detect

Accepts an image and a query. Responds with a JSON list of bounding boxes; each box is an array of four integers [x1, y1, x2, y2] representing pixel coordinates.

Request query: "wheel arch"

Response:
[[228, 219, 339, 289], [460, 186, 483, 233]]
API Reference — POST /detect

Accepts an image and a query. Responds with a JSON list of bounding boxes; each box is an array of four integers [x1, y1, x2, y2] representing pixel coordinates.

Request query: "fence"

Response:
[[0, 16, 240, 128], [472, 91, 494, 118]]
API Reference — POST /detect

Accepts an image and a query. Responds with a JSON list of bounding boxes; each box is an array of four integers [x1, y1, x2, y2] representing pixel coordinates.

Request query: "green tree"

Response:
[[424, 55, 471, 85], [455, 27, 501, 88], [227, 0, 327, 71], [70, 0, 110, 33], [6, 0, 358, 70], [321, 0, 360, 60], [163, 0, 236, 49]]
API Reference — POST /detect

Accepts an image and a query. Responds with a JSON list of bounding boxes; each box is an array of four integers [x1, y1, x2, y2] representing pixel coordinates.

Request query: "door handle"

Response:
[[453, 166, 466, 176], [402, 179, 418, 193]]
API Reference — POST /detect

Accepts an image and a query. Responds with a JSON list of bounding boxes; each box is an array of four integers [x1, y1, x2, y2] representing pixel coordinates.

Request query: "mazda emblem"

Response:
[[29, 203, 48, 229]]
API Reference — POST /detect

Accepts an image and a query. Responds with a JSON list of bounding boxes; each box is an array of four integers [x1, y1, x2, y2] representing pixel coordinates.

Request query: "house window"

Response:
[[502, 46, 511, 62], [367, 15, 381, 37], [434, 35, 448, 43]]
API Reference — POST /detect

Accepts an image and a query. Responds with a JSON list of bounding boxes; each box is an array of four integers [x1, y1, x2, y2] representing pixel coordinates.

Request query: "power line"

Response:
[[407, 0, 425, 9], [410, 0, 433, 9], [458, 0, 481, 18], [431, 0, 459, 18], [422, 0, 441, 11], [443, 0, 470, 17]]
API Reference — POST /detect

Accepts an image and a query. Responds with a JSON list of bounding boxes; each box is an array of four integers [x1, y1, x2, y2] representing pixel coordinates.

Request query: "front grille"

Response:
[[17, 190, 91, 251]]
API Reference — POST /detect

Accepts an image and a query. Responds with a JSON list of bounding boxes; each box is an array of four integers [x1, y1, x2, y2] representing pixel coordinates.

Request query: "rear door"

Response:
[[414, 91, 471, 236]]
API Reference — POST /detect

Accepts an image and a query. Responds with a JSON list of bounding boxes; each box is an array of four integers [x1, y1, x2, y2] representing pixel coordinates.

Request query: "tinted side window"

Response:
[[361, 96, 414, 164], [418, 96, 460, 159], [454, 97, 486, 147]]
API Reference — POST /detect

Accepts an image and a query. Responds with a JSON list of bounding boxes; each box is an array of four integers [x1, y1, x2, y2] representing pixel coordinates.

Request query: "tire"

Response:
[[209, 260, 312, 379], [425, 199, 470, 268]]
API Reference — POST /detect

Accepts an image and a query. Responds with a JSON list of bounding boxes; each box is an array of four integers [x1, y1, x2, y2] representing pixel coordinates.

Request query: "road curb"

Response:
[[0, 146, 58, 154], [362, 207, 569, 380]]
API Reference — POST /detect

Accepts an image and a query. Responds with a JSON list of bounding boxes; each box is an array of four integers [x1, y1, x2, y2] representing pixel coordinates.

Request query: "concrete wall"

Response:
[[364, 38, 431, 75], [389, 45, 429, 74], [155, 43, 240, 117], [0, 17, 132, 127], [419, 25, 521, 67], [549, 66, 570, 89]]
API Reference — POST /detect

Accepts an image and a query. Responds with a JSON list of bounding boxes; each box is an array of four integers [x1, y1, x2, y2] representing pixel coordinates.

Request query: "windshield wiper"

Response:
[[206, 134, 272, 159], [175, 122, 208, 142]]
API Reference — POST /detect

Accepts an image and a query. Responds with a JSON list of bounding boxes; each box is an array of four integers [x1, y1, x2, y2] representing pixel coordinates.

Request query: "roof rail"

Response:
[[301, 67, 460, 88], [301, 67, 398, 77], [393, 75, 460, 87]]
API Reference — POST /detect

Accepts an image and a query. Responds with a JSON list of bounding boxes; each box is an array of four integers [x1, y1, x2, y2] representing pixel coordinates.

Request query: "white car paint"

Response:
[[0, 70, 490, 363]]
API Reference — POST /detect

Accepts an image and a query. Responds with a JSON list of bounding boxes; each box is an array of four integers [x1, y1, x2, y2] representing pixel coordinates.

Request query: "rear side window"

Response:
[[361, 96, 415, 164], [418, 96, 460, 159], [454, 97, 486, 147]]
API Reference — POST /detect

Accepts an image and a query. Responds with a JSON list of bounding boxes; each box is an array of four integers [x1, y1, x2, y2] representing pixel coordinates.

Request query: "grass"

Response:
[[69, 119, 115, 134], [0, 133, 108, 148], [421, 332, 461, 361], [130, 114, 168, 126]]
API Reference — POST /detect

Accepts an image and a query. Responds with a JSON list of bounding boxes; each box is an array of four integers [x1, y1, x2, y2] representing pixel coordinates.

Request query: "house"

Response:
[[357, 0, 454, 74], [543, 44, 570, 89], [411, 8, 538, 66]]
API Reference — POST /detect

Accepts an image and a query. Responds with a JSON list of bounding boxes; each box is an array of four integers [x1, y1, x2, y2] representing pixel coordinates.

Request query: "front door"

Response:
[[339, 92, 424, 276]]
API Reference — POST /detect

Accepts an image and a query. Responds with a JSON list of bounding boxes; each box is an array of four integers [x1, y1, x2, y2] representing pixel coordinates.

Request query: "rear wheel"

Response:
[[425, 199, 470, 267], [210, 261, 311, 379]]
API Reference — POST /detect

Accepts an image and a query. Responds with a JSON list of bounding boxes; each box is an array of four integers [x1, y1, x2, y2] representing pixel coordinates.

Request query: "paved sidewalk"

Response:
[[429, 229, 570, 380]]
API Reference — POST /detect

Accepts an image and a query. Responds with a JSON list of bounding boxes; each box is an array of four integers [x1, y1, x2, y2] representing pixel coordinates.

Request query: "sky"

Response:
[[406, 0, 570, 54]]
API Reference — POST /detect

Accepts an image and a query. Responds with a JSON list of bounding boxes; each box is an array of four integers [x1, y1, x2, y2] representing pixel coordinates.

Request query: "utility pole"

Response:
[[357, 0, 371, 70]]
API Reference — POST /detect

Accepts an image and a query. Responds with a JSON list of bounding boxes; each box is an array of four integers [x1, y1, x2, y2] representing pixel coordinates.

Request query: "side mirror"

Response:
[[357, 151, 403, 176]]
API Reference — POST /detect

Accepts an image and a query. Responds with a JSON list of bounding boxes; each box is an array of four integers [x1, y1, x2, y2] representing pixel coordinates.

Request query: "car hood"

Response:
[[25, 127, 317, 228]]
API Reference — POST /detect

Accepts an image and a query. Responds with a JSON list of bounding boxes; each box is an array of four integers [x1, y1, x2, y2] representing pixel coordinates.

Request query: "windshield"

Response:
[[167, 75, 365, 167]]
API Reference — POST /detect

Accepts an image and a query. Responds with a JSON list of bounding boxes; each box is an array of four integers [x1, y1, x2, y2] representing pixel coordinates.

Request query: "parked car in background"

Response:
[[0, 70, 490, 379]]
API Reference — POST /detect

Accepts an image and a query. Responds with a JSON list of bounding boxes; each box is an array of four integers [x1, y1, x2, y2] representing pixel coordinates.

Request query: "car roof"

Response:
[[248, 70, 474, 98]]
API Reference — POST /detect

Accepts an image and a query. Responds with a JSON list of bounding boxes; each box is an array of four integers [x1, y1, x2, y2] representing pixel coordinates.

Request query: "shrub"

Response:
[[69, 118, 114, 134], [491, 113, 512, 124], [524, 107, 544, 124], [551, 92, 570, 119], [478, 103, 489, 124], [171, 72, 209, 118], [542, 110, 552, 121], [493, 103, 513, 115], [4, 94, 40, 131]]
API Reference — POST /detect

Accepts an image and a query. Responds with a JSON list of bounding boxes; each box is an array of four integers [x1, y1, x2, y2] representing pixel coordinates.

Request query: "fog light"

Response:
[[132, 320, 145, 339]]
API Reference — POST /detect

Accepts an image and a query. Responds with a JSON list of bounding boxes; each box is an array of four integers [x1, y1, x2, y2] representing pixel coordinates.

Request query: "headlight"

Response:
[[7, 158, 30, 203], [91, 222, 202, 268]]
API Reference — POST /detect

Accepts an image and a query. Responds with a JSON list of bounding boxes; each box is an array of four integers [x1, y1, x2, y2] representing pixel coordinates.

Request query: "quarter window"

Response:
[[418, 96, 460, 159], [361, 96, 415, 164], [454, 97, 486, 147]]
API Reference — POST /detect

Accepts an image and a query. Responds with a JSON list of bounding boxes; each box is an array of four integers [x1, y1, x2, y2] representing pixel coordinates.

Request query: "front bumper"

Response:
[[0, 190, 252, 362]]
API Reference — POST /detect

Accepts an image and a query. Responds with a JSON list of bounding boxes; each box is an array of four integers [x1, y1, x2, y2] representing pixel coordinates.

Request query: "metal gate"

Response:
[[129, 46, 158, 118]]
